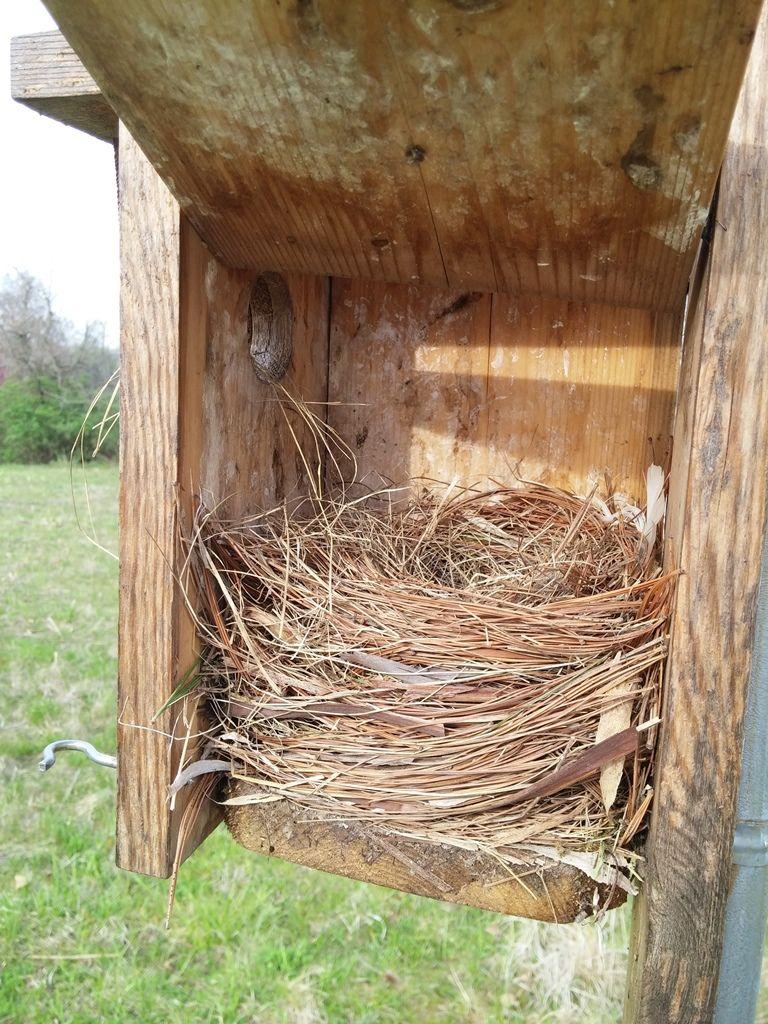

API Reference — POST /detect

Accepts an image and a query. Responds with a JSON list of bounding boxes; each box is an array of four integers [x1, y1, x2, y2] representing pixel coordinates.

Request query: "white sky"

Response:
[[1, 0, 119, 347]]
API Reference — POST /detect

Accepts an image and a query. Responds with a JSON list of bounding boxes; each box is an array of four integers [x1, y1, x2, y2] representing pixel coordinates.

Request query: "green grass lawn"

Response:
[[1, 462, 765, 1024]]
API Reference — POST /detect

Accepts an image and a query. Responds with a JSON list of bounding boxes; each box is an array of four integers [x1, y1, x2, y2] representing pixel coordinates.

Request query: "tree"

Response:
[[0, 271, 116, 388], [0, 272, 119, 463]]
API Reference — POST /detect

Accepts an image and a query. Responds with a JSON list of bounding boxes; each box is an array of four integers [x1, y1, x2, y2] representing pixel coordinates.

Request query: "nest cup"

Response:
[[180, 459, 672, 886]]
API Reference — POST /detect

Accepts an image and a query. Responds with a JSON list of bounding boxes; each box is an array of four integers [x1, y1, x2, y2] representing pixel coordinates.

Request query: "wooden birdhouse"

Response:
[[12, 3, 768, 1021]]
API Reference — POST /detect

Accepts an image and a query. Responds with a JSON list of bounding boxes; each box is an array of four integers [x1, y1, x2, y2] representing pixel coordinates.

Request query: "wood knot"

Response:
[[247, 273, 293, 383]]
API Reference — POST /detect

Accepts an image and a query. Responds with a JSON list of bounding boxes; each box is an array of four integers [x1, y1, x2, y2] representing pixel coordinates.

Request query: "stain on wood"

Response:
[[42, 0, 761, 307], [328, 279, 493, 492]]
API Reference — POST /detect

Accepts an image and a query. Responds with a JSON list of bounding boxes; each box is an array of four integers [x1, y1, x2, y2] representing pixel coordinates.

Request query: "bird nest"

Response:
[[176, 474, 673, 878]]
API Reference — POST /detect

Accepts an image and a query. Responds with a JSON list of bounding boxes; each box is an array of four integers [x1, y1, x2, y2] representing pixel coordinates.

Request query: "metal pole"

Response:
[[714, 534, 768, 1023]]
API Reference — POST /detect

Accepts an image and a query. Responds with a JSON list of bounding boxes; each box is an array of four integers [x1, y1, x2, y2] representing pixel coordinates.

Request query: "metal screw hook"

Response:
[[39, 739, 117, 773]]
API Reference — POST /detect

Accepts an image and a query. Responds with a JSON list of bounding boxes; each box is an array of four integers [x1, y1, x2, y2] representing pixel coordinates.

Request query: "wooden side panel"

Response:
[[117, 128, 204, 875], [624, 15, 768, 1023], [43, 0, 761, 307], [487, 298, 680, 497], [328, 280, 680, 503], [118, 126, 330, 876], [328, 280, 493, 492], [199, 272, 330, 517]]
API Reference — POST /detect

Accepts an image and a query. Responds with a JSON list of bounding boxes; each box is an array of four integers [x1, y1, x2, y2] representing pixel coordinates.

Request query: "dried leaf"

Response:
[[596, 676, 638, 811], [168, 758, 231, 796], [641, 463, 666, 559]]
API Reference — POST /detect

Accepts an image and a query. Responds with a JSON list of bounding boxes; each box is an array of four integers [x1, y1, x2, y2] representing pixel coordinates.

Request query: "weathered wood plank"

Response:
[[118, 126, 332, 875], [328, 280, 680, 503], [624, 13, 768, 1022], [487, 297, 680, 500], [42, 0, 760, 307], [225, 781, 630, 924], [117, 127, 211, 875], [10, 31, 116, 140], [327, 280, 493, 493], [199, 270, 331, 518]]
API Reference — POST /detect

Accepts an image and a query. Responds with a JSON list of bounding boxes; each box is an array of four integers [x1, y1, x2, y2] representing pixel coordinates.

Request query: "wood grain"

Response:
[[118, 123, 331, 874], [117, 127, 200, 876], [225, 782, 629, 924], [43, 0, 760, 307], [624, 13, 768, 1022], [328, 279, 680, 503], [199, 270, 330, 519], [328, 280, 493, 493], [486, 297, 680, 498], [10, 31, 116, 140]]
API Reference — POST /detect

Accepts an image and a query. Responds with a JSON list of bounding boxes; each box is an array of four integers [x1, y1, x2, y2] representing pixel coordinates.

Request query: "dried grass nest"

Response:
[[181, 476, 673, 875]]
